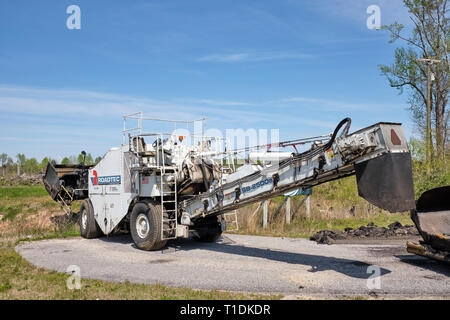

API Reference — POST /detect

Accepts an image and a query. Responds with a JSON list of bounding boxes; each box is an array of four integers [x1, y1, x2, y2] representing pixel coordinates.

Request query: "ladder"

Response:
[[157, 137, 178, 240], [57, 193, 73, 216]]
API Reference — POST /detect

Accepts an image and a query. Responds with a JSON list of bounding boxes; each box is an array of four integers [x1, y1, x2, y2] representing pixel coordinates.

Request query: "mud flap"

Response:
[[410, 186, 450, 252], [355, 152, 416, 212]]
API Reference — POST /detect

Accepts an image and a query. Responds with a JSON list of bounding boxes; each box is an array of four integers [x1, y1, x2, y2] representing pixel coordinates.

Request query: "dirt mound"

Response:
[[50, 212, 78, 226], [310, 222, 419, 244], [0, 173, 43, 186]]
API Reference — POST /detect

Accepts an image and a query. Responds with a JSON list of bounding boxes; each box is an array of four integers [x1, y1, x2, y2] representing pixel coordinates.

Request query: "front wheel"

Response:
[[130, 201, 167, 251], [79, 199, 103, 239]]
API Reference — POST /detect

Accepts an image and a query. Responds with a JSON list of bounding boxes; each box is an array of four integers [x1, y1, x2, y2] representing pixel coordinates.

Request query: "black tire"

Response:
[[130, 201, 167, 251], [79, 199, 103, 239], [193, 216, 222, 242]]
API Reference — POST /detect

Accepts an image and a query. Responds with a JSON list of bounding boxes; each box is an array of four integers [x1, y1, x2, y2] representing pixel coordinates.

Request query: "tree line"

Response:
[[0, 152, 102, 176]]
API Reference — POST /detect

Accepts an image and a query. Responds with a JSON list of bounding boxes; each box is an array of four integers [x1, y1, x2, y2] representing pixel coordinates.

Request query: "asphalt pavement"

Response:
[[16, 234, 450, 298]]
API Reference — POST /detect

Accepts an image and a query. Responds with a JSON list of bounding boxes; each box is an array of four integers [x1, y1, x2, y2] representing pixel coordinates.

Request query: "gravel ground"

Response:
[[16, 234, 450, 299]]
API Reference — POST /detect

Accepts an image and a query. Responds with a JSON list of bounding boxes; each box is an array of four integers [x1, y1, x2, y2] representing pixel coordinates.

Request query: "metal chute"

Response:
[[355, 152, 416, 213]]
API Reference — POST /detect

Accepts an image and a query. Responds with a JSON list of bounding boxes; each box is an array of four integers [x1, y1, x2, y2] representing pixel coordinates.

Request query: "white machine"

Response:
[[44, 113, 416, 251]]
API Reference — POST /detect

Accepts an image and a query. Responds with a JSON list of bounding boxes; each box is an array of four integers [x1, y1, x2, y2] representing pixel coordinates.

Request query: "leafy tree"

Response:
[[379, 0, 449, 161], [23, 158, 39, 174], [409, 137, 426, 160], [61, 157, 70, 165], [39, 157, 49, 171], [16, 153, 26, 175], [16, 153, 26, 167], [69, 155, 78, 164], [85, 153, 94, 165], [94, 156, 102, 164]]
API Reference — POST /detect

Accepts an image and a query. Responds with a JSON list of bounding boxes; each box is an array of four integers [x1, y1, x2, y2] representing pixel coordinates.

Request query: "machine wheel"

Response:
[[130, 201, 167, 251], [193, 216, 222, 242], [79, 199, 103, 239]]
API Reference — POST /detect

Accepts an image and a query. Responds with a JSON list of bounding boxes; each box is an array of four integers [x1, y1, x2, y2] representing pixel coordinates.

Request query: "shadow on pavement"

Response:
[[98, 234, 391, 280], [396, 255, 450, 277]]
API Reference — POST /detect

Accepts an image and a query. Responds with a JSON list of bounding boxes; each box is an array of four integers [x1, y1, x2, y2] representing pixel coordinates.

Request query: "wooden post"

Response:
[[285, 197, 291, 224], [305, 195, 310, 219], [263, 200, 268, 228]]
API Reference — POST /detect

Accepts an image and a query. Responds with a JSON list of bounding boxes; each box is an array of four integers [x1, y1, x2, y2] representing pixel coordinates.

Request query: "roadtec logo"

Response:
[[91, 170, 121, 185]]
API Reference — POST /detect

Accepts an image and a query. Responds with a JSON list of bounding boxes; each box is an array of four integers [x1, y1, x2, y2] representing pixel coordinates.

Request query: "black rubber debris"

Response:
[[310, 222, 419, 245]]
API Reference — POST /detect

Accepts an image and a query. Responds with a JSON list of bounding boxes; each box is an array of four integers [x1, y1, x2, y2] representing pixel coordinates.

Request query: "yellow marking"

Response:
[[61, 185, 73, 201], [327, 149, 334, 159]]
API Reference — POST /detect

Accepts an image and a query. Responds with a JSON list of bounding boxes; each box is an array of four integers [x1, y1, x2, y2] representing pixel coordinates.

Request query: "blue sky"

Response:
[[0, 0, 416, 161]]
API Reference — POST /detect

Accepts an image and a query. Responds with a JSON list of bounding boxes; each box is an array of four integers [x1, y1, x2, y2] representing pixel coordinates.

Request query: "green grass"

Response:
[[18, 225, 81, 242], [0, 186, 48, 199], [412, 158, 450, 198], [314, 175, 368, 205], [0, 205, 23, 221]]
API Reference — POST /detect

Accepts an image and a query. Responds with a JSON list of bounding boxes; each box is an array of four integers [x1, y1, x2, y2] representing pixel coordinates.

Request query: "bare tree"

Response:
[[0, 153, 7, 176], [16, 153, 26, 175]]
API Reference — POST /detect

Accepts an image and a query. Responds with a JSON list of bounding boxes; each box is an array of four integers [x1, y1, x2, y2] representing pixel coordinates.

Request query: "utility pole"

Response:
[[417, 58, 441, 171]]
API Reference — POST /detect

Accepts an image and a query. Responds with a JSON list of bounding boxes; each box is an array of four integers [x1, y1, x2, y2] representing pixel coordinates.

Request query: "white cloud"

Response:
[[186, 99, 255, 107], [0, 85, 202, 120], [273, 96, 366, 111], [270, 96, 405, 112], [196, 51, 313, 63], [0, 85, 338, 128], [0, 84, 411, 159]]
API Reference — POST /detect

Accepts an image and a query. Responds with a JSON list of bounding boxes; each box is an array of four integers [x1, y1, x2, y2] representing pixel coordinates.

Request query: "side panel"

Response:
[[89, 147, 136, 234]]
